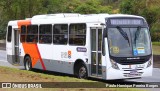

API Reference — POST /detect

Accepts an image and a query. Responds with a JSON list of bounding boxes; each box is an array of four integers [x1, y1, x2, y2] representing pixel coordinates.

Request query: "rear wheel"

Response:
[[77, 64, 88, 79], [24, 56, 32, 71]]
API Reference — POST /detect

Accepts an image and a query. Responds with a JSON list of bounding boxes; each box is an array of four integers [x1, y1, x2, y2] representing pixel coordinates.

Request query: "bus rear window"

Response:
[[7, 26, 12, 42]]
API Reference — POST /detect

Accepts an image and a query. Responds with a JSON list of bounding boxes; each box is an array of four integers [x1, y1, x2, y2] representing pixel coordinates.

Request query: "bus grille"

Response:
[[110, 55, 151, 65], [118, 59, 146, 65], [122, 67, 144, 77]]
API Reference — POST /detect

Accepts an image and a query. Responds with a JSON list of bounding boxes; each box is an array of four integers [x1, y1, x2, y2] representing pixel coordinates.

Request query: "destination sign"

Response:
[[110, 19, 144, 25]]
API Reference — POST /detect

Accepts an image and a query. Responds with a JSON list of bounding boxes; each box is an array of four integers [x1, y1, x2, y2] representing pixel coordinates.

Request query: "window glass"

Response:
[[20, 25, 26, 42], [39, 24, 52, 44], [69, 24, 86, 45], [7, 26, 12, 42], [21, 25, 26, 34], [108, 28, 151, 57], [26, 25, 38, 43], [53, 24, 68, 44], [27, 25, 38, 34]]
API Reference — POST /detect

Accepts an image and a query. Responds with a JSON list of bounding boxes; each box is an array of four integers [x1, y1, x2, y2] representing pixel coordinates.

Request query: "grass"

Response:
[[152, 42, 160, 46], [0, 66, 144, 91], [152, 45, 160, 55], [152, 42, 160, 55], [0, 66, 89, 82]]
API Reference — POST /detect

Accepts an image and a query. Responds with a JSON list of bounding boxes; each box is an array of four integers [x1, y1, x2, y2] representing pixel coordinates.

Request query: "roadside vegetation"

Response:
[[0, 66, 143, 91], [152, 42, 160, 55], [0, 0, 160, 42], [152, 42, 160, 46]]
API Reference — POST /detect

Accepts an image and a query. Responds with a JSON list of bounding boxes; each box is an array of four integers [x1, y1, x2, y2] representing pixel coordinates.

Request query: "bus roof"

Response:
[[8, 13, 145, 26], [107, 14, 144, 18]]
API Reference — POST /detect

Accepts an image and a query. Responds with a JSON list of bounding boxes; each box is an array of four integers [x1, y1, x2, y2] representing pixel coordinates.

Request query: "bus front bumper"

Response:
[[106, 65, 152, 80]]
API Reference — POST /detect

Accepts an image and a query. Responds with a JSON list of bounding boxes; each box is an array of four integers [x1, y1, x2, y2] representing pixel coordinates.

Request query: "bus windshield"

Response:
[[108, 27, 151, 57]]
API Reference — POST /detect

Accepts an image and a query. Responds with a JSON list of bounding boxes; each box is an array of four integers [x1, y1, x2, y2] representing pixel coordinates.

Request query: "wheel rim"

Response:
[[25, 59, 30, 70], [79, 66, 87, 78]]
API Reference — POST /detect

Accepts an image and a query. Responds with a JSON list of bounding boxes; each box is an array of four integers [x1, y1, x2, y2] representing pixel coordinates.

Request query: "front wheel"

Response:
[[24, 56, 32, 71], [77, 64, 88, 79]]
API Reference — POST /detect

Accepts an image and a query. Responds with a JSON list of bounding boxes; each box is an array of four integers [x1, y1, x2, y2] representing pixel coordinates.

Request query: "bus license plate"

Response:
[[129, 70, 140, 76]]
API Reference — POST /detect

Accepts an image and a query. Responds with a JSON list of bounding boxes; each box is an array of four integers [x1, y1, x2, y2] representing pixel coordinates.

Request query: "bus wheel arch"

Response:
[[74, 59, 88, 79], [24, 54, 32, 71]]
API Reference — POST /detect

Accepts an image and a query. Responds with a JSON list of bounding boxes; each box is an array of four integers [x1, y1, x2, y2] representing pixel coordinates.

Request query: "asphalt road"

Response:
[[0, 50, 160, 82]]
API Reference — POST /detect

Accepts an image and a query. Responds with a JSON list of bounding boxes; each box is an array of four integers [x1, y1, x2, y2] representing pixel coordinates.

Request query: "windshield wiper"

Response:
[[134, 26, 141, 47], [116, 26, 130, 46]]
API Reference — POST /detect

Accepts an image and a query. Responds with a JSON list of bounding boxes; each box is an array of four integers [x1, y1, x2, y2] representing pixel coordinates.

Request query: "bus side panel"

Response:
[[65, 46, 87, 74], [34, 59, 74, 74], [34, 44, 75, 74], [6, 25, 18, 65], [6, 26, 13, 64], [47, 44, 74, 74], [19, 43, 26, 66]]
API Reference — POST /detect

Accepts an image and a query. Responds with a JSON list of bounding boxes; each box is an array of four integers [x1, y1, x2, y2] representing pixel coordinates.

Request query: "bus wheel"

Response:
[[77, 64, 88, 79], [24, 56, 32, 71]]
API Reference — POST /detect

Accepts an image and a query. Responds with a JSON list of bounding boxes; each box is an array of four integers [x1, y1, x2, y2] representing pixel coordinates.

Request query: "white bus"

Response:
[[6, 13, 152, 80]]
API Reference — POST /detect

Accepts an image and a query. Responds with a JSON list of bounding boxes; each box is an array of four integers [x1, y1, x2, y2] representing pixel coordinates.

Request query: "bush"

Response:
[[120, 0, 160, 42]]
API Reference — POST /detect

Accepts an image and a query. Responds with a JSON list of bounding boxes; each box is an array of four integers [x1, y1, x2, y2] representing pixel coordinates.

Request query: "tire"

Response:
[[77, 64, 88, 79], [24, 56, 32, 71]]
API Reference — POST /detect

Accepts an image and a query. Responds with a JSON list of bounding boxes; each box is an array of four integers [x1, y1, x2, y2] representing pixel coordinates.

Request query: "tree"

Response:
[[120, 0, 160, 41], [0, 0, 117, 39], [74, 0, 113, 14]]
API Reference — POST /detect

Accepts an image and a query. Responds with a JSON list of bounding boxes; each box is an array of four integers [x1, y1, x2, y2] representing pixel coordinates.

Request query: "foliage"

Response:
[[120, 0, 133, 14], [120, 0, 160, 41], [0, 0, 47, 39], [0, 0, 116, 39], [74, 0, 100, 14], [1, 0, 160, 41], [152, 42, 160, 46]]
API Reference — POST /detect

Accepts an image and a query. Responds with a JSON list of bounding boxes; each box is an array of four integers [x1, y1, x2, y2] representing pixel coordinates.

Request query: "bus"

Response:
[[6, 13, 152, 80]]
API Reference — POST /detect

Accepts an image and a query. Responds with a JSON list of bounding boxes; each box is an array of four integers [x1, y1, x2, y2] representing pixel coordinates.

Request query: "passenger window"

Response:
[[20, 25, 26, 42], [39, 24, 52, 44], [7, 26, 12, 42], [69, 24, 86, 45], [53, 24, 68, 44], [26, 25, 38, 43]]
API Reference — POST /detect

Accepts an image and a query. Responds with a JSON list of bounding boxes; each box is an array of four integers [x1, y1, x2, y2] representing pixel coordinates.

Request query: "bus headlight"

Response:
[[147, 57, 152, 68], [110, 59, 119, 70]]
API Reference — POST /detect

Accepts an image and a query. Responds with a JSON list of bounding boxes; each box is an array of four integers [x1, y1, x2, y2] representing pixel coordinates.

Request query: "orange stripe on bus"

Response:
[[17, 20, 46, 70], [22, 43, 40, 67], [22, 43, 46, 70], [17, 20, 31, 28], [35, 44, 46, 70]]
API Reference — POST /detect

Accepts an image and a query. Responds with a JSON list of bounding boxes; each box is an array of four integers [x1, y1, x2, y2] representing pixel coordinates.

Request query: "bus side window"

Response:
[[69, 23, 86, 46], [53, 24, 68, 45], [39, 24, 52, 44], [7, 26, 12, 42], [20, 25, 26, 42], [26, 25, 38, 43]]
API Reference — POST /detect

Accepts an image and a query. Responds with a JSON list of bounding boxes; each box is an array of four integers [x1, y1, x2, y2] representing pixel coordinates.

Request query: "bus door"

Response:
[[90, 27, 102, 77], [13, 28, 20, 64]]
